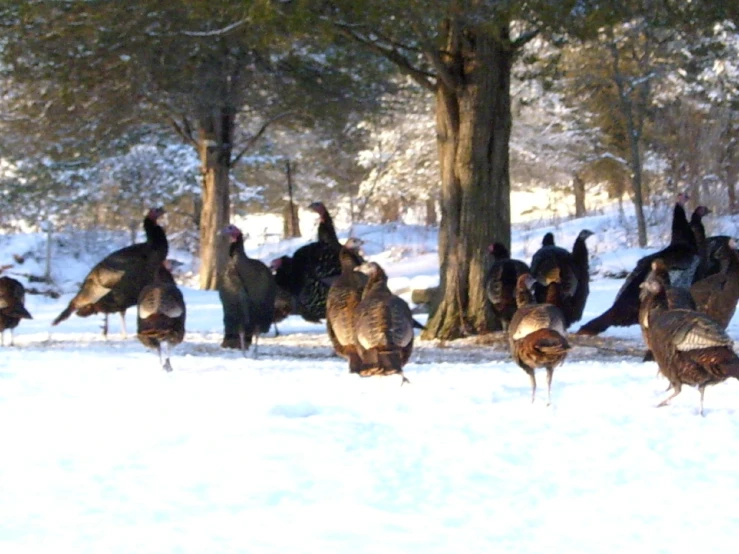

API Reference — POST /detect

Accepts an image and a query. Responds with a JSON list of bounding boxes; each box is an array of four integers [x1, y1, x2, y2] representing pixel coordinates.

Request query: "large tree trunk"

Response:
[[198, 109, 234, 290], [421, 28, 512, 340]]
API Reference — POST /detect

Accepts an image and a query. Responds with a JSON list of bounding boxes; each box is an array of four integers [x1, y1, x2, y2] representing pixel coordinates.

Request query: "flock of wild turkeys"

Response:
[[2, 195, 739, 414], [490, 194, 739, 414]]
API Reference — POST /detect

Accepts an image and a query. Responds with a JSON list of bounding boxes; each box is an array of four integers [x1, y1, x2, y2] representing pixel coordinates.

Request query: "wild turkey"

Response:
[[325, 238, 366, 369], [0, 276, 33, 346], [310, 200, 339, 244], [219, 224, 277, 355], [640, 269, 739, 415], [52, 207, 168, 337], [690, 239, 739, 329], [638, 259, 696, 362], [669, 192, 693, 247], [529, 229, 593, 328], [508, 273, 570, 405], [578, 202, 701, 335], [353, 261, 414, 384], [136, 263, 185, 372], [484, 242, 530, 331], [688, 206, 712, 281], [271, 284, 295, 336], [704, 235, 735, 277], [570, 229, 595, 323], [272, 201, 358, 323]]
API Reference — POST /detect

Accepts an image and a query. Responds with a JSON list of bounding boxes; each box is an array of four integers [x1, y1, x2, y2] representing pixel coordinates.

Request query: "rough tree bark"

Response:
[[421, 25, 513, 340], [197, 108, 234, 290]]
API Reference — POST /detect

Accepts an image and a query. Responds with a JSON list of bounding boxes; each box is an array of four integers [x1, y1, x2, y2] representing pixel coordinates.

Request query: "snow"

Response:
[[3, 206, 739, 553]]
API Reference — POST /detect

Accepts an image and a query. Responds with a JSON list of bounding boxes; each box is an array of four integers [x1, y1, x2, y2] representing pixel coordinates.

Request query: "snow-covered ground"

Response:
[[2, 205, 739, 553]]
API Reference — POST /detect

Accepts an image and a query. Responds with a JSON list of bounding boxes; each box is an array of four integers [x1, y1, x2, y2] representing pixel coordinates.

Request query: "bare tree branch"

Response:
[[181, 18, 250, 37], [169, 115, 198, 149], [512, 28, 540, 49], [409, 19, 459, 91], [329, 20, 437, 92], [231, 111, 296, 167]]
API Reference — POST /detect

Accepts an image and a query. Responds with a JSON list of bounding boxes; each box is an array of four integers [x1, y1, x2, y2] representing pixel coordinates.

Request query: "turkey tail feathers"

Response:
[[52, 304, 75, 326]]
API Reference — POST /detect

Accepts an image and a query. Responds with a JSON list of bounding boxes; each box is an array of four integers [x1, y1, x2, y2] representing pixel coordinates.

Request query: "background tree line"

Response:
[[0, 0, 737, 339]]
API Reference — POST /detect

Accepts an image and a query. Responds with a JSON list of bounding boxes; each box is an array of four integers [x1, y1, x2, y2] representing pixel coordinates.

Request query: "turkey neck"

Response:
[[572, 237, 589, 271], [645, 282, 670, 317], [229, 236, 246, 258], [545, 280, 562, 306], [723, 245, 739, 274], [340, 248, 360, 273], [363, 268, 389, 297], [670, 203, 691, 246], [318, 213, 339, 245], [515, 282, 535, 308], [493, 245, 511, 261], [144, 217, 168, 257]]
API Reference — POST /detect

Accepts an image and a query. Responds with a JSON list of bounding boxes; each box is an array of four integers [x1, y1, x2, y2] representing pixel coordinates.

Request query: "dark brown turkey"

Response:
[[669, 192, 693, 247], [325, 238, 366, 370], [638, 259, 696, 362], [641, 269, 739, 415], [484, 242, 530, 331], [578, 200, 701, 336], [529, 229, 594, 328], [508, 273, 570, 405], [52, 207, 168, 337], [270, 284, 295, 336], [271, 201, 355, 323], [704, 235, 735, 277], [136, 263, 186, 372], [219, 224, 277, 355], [353, 261, 414, 383], [689, 239, 739, 329], [689, 206, 712, 281], [0, 276, 33, 346]]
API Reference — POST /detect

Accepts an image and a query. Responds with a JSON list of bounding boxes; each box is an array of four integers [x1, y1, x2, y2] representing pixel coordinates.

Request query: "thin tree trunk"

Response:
[[284, 160, 301, 238], [425, 196, 437, 226], [727, 158, 738, 214], [573, 173, 586, 217], [626, 128, 648, 247], [422, 28, 512, 340]]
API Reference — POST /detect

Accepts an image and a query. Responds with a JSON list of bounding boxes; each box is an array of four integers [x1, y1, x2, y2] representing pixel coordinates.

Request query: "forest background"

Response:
[[0, 0, 737, 339]]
